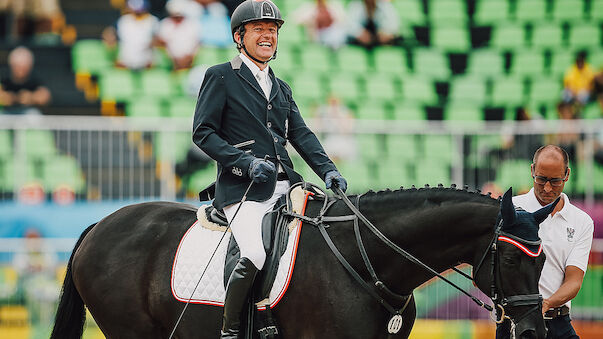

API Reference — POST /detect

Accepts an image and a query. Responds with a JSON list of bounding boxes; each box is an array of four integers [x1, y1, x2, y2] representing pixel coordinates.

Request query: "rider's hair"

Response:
[[532, 145, 569, 173]]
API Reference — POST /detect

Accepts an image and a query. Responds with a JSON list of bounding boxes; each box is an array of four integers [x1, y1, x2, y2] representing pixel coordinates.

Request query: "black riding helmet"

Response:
[[231, 0, 284, 63]]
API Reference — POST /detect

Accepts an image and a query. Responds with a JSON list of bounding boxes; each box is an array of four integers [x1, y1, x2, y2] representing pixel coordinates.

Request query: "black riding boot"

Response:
[[221, 257, 259, 339]]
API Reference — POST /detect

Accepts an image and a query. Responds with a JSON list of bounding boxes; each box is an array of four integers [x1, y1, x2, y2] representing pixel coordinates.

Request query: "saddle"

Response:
[[204, 194, 291, 299]]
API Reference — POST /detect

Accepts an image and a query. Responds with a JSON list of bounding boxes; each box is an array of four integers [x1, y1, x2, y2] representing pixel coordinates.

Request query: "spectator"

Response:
[[593, 67, 603, 113], [3, 0, 62, 42], [562, 51, 594, 106], [548, 102, 581, 163], [294, 0, 347, 49], [190, 0, 231, 47], [157, 0, 202, 70], [345, 0, 402, 49], [313, 95, 357, 162], [0, 46, 51, 114], [115, 0, 159, 70]]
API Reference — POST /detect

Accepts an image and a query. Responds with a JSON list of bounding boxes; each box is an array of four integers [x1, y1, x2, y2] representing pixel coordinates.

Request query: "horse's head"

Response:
[[475, 188, 559, 339]]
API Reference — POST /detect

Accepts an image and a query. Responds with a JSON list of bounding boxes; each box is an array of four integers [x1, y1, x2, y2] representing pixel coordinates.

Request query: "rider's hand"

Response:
[[325, 170, 347, 193], [248, 158, 276, 183]]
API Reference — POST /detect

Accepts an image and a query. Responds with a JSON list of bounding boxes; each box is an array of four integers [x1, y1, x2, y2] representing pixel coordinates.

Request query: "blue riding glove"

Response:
[[248, 158, 276, 183], [325, 170, 347, 193]]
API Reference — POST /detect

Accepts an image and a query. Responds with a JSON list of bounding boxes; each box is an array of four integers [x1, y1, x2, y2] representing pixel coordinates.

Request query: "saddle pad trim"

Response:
[[260, 191, 314, 310]]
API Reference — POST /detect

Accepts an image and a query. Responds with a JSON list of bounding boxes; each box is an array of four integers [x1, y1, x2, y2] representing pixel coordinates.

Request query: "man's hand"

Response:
[[325, 170, 347, 193], [542, 298, 551, 315], [248, 158, 276, 183]]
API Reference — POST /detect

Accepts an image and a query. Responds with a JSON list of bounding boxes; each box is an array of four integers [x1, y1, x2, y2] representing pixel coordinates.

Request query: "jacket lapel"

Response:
[[268, 67, 279, 102], [231, 55, 266, 99]]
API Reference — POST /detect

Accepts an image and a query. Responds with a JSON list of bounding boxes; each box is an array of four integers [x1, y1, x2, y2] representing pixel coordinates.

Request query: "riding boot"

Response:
[[221, 257, 259, 339]]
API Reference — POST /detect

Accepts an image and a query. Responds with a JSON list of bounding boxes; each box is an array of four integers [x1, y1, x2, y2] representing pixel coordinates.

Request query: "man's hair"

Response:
[[532, 145, 569, 172], [9, 46, 33, 66]]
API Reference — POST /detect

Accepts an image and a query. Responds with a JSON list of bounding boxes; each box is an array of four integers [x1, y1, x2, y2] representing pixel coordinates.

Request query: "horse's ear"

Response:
[[532, 196, 560, 224], [501, 187, 516, 224]]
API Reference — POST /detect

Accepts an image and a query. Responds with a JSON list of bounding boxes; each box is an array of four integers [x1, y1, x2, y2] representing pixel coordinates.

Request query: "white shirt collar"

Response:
[[527, 188, 571, 221], [239, 53, 270, 79]]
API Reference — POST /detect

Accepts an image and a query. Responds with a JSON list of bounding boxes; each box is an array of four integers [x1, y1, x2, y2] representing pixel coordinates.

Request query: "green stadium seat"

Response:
[[393, 0, 425, 25], [337, 160, 373, 193], [0, 130, 11, 159], [466, 50, 505, 77], [490, 24, 526, 49], [429, 0, 467, 24], [327, 73, 363, 103], [357, 134, 382, 160], [448, 76, 487, 104], [496, 159, 534, 193], [414, 159, 451, 186], [291, 73, 327, 102], [474, 0, 511, 25], [277, 24, 306, 47], [422, 135, 455, 165], [355, 101, 388, 120], [510, 50, 546, 76], [194, 46, 229, 66], [592, 0, 603, 21], [373, 47, 408, 74], [552, 0, 585, 22], [168, 97, 196, 118], [364, 74, 399, 101], [127, 97, 163, 117], [140, 69, 176, 99], [430, 25, 470, 51], [154, 131, 192, 163], [24, 130, 56, 160], [99, 68, 137, 102], [42, 155, 85, 193], [301, 45, 335, 72], [336, 46, 371, 73], [590, 48, 603, 69], [445, 102, 484, 124], [1, 158, 39, 191], [528, 76, 563, 105], [72, 39, 112, 74], [568, 24, 601, 49], [582, 103, 602, 119], [386, 135, 419, 160], [531, 24, 564, 48], [491, 76, 526, 106], [549, 50, 576, 77], [270, 46, 298, 74], [400, 76, 438, 104], [377, 160, 413, 189], [514, 0, 548, 22], [393, 103, 427, 121], [413, 49, 450, 79]]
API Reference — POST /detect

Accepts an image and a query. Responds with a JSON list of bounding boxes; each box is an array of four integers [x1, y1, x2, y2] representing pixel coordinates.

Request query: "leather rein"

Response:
[[283, 183, 543, 331]]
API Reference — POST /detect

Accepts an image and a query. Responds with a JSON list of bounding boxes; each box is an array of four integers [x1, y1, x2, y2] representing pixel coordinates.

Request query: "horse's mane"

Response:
[[358, 184, 500, 212]]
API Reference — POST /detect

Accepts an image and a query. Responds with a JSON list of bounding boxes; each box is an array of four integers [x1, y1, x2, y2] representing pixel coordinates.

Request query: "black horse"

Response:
[[51, 186, 557, 339]]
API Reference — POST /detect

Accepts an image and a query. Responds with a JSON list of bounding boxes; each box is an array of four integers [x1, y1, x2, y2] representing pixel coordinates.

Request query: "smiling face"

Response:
[[235, 20, 278, 68]]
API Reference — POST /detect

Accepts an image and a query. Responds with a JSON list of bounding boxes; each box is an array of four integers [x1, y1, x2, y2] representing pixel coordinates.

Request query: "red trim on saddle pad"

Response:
[[498, 236, 542, 257]]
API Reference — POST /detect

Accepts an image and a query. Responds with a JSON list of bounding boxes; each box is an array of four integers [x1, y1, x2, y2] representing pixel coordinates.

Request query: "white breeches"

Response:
[[223, 180, 290, 270]]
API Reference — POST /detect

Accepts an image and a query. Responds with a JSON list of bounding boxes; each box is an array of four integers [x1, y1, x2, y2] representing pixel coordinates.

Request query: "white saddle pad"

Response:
[[171, 188, 310, 309]]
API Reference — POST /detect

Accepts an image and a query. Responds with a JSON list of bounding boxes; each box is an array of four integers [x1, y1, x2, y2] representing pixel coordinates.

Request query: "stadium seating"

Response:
[[514, 0, 549, 22], [490, 24, 527, 49], [490, 76, 526, 107], [413, 49, 451, 79], [474, 0, 511, 25], [466, 49, 505, 77], [530, 24, 564, 48], [552, 0, 586, 22]]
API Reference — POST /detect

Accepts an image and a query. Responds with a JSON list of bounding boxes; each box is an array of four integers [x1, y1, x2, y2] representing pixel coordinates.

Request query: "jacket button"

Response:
[[267, 104, 272, 110], [274, 137, 278, 143], [267, 122, 272, 128]]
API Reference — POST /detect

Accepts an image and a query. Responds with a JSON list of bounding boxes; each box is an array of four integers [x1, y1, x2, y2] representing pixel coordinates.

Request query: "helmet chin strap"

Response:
[[241, 43, 278, 65]]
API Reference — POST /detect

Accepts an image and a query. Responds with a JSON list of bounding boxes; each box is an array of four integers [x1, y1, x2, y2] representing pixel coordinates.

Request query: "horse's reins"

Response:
[[167, 179, 256, 339]]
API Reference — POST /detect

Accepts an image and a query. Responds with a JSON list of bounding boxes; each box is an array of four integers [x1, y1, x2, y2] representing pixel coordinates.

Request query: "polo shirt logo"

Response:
[[566, 227, 575, 242]]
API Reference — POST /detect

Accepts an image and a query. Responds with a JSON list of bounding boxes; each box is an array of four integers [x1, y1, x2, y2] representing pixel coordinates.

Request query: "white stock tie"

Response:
[[256, 71, 270, 99]]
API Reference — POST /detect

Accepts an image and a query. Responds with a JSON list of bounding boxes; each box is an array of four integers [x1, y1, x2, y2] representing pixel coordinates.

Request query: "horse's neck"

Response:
[[358, 196, 498, 292]]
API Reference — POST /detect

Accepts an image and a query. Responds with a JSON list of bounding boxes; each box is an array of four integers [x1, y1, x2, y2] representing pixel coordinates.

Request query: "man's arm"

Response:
[[542, 265, 584, 314]]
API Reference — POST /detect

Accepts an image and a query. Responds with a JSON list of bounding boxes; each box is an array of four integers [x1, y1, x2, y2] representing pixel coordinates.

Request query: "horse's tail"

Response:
[[50, 223, 97, 339]]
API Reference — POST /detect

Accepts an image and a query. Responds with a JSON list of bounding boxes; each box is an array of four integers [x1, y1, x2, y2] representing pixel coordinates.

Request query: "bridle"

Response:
[[283, 183, 544, 334], [470, 220, 544, 326]]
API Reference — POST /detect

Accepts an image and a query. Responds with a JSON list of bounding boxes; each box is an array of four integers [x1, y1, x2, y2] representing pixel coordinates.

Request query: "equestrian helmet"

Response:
[[230, 0, 284, 37]]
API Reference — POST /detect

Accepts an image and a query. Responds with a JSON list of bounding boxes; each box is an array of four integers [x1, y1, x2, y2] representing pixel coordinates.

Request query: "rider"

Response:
[[192, 1, 347, 337]]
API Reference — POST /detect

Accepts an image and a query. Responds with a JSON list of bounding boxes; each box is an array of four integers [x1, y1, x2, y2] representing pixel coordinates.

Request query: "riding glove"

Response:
[[248, 158, 276, 183], [325, 170, 348, 192]]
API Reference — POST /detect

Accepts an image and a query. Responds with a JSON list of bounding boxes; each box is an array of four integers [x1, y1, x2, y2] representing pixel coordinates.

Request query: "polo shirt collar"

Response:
[[527, 188, 571, 221]]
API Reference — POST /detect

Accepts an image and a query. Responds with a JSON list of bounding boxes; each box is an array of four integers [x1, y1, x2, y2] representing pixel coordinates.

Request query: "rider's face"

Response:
[[531, 155, 567, 206], [236, 21, 278, 68]]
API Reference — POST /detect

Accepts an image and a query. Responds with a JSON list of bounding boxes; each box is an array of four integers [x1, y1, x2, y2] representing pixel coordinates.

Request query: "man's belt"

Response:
[[544, 305, 570, 319], [277, 172, 288, 181]]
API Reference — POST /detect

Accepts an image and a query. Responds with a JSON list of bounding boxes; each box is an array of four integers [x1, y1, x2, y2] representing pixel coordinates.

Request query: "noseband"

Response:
[[472, 220, 544, 325]]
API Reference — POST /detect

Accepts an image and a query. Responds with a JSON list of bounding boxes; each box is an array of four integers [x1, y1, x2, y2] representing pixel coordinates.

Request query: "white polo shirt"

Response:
[[513, 188, 594, 308]]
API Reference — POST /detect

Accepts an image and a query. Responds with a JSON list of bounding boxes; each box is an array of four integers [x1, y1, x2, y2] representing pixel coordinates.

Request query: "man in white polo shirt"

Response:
[[496, 145, 594, 339]]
